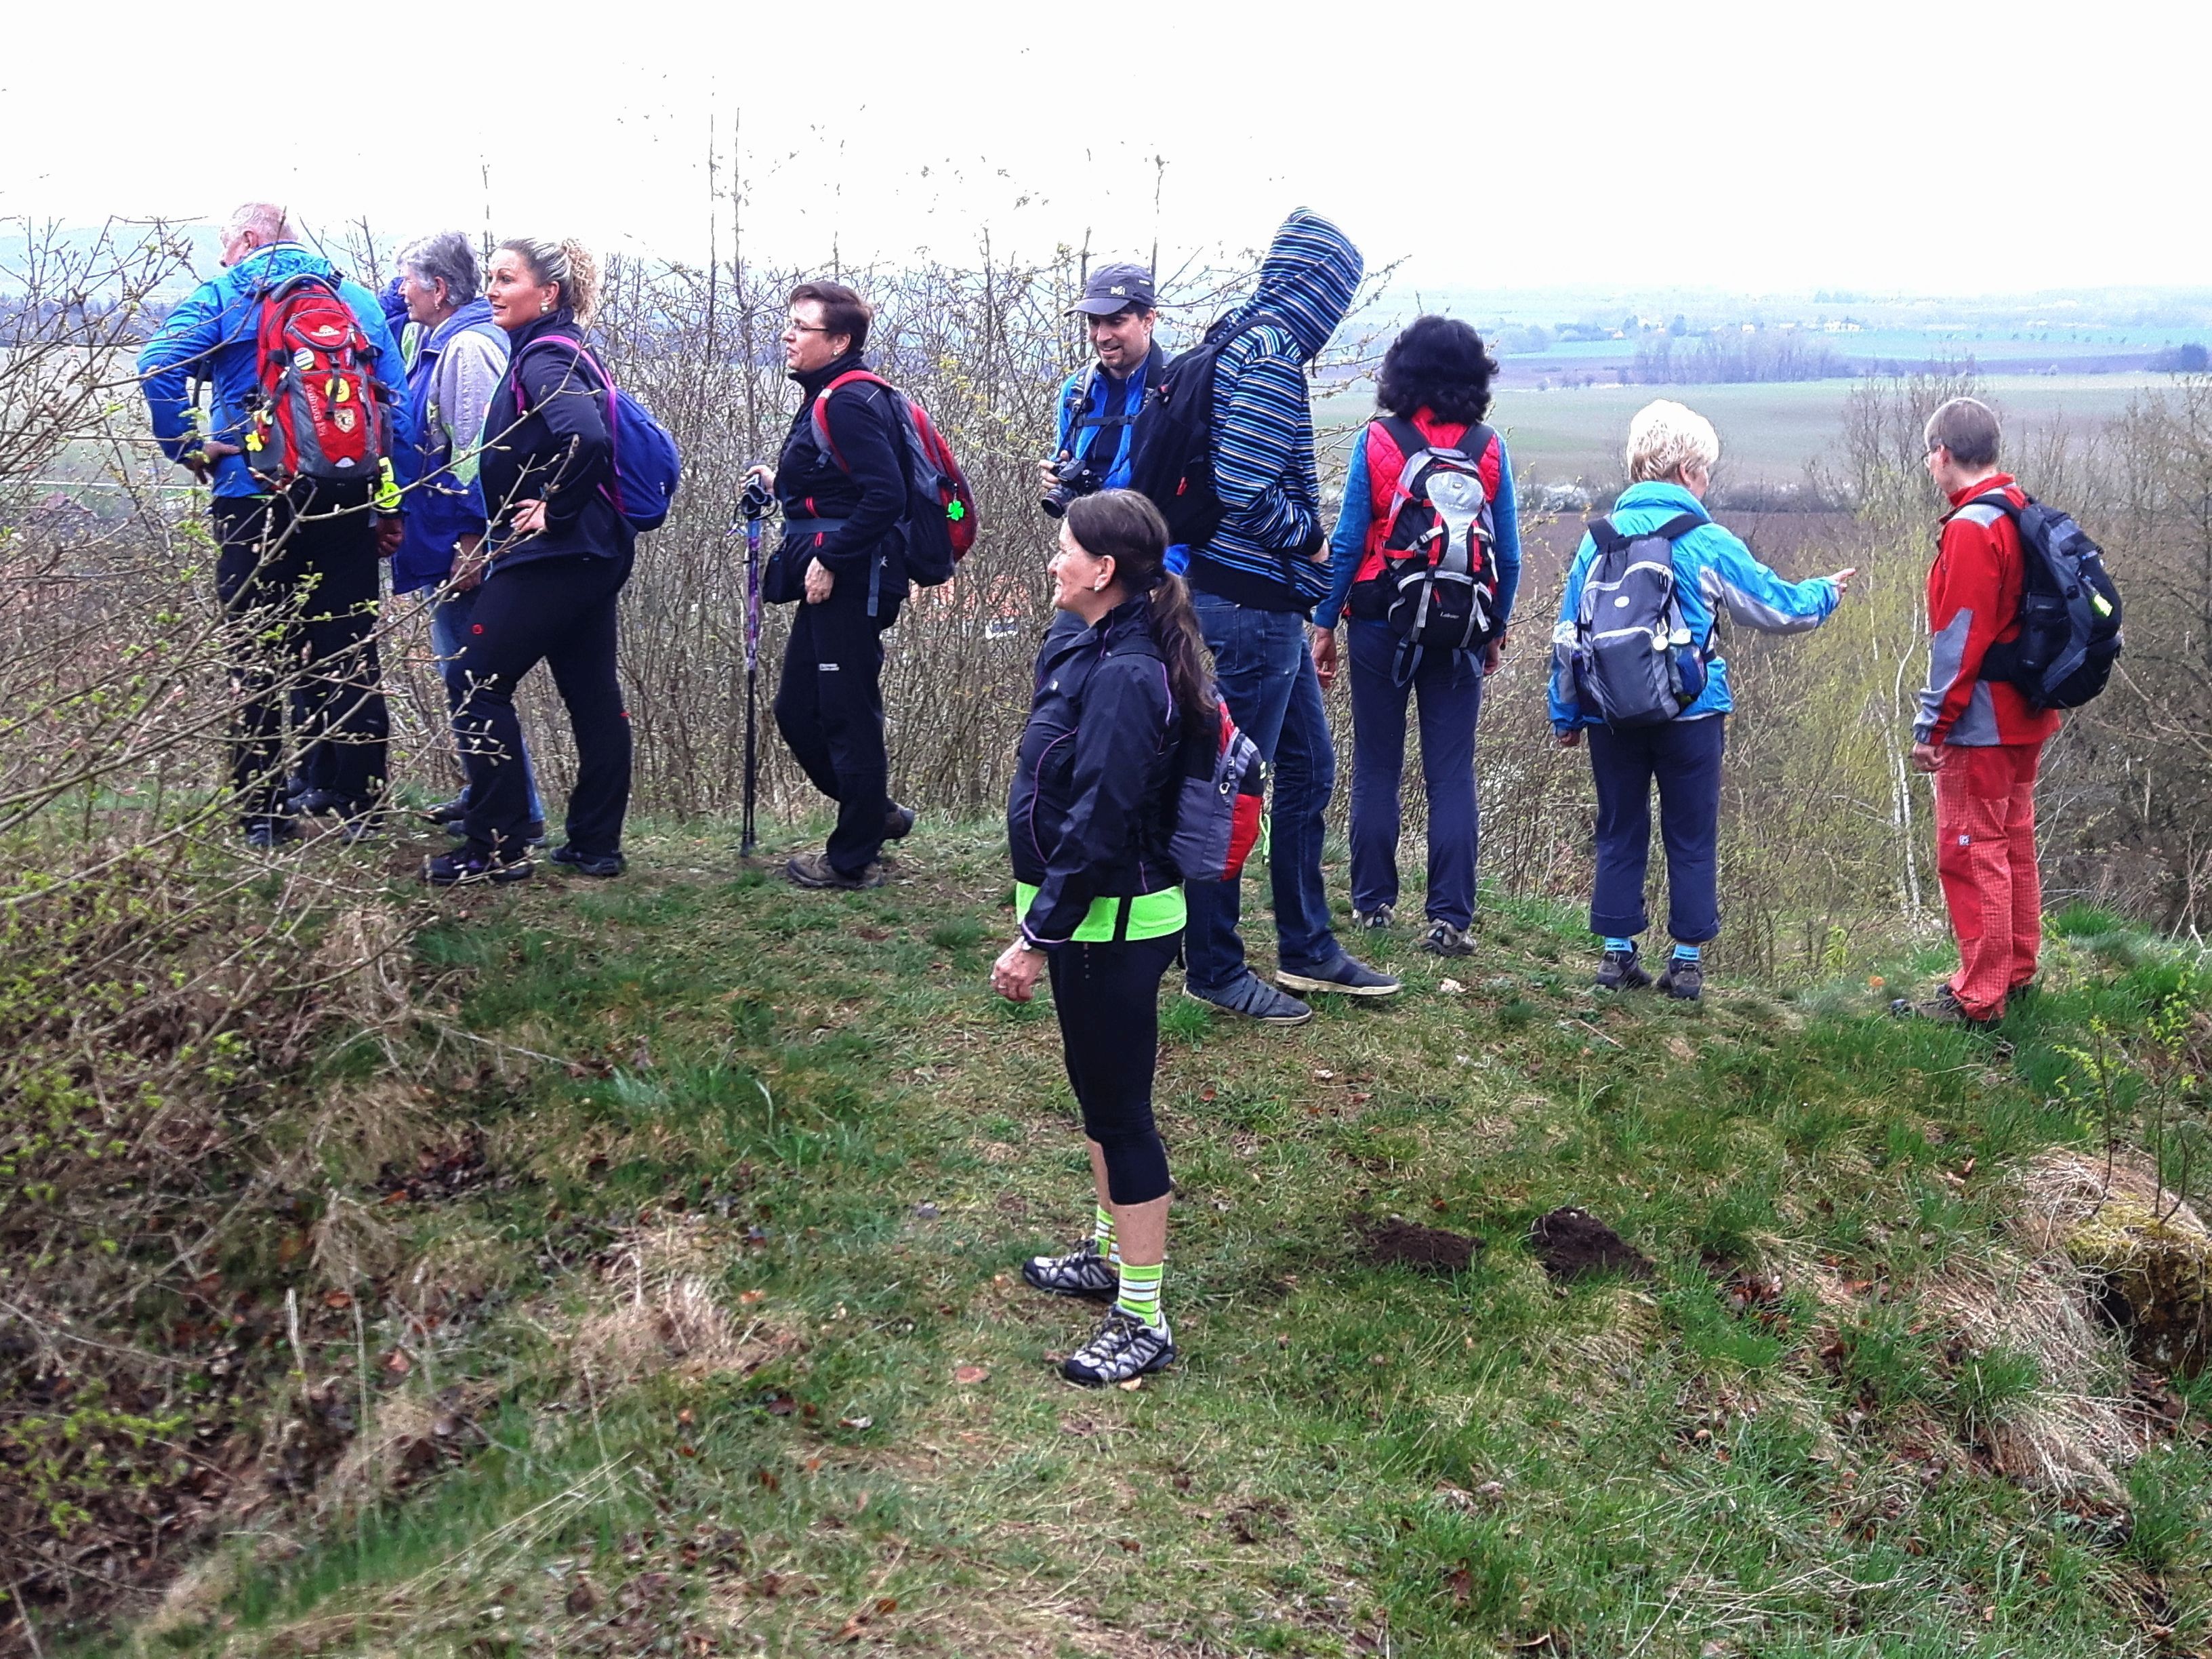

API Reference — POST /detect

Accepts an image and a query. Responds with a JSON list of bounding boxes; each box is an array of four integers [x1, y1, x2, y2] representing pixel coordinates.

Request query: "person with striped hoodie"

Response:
[[1176, 209, 1399, 1025]]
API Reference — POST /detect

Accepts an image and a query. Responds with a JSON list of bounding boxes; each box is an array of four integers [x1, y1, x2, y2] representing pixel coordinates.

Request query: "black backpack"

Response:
[[1349, 417, 1504, 680], [1129, 312, 1278, 550], [1572, 512, 1711, 729], [1961, 491, 2123, 710]]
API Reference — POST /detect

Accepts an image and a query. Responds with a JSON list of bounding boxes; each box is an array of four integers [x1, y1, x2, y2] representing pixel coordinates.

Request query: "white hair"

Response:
[[1626, 398, 1721, 484], [224, 202, 297, 245]]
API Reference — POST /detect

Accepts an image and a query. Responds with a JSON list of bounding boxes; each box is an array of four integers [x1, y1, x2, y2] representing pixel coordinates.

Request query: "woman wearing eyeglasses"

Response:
[[746, 281, 916, 891]]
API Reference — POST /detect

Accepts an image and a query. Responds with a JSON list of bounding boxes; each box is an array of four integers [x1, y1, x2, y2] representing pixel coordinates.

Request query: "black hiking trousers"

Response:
[[211, 483, 388, 824], [453, 554, 632, 861], [773, 582, 896, 877]]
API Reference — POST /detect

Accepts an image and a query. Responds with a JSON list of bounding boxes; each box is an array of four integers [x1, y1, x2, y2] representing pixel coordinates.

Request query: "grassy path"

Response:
[[131, 821, 2212, 1658]]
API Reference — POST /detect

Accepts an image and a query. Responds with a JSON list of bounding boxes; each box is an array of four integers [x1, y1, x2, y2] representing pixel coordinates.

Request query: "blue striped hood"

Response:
[[1225, 208, 1362, 360]]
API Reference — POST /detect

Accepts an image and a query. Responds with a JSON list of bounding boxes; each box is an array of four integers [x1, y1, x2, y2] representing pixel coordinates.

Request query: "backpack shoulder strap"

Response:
[[1648, 511, 1708, 544], [810, 369, 900, 473], [1586, 516, 1628, 555]]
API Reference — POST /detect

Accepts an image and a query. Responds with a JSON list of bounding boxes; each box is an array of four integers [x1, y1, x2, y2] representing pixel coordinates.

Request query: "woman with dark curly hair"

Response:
[[1310, 316, 1520, 956]]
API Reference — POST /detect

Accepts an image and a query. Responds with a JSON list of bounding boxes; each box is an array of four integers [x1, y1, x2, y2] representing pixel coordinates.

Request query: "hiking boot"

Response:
[[786, 851, 886, 890], [422, 849, 533, 888], [1185, 970, 1315, 1027], [423, 796, 470, 827], [1021, 1240, 1118, 1301], [884, 803, 917, 842], [243, 817, 299, 851], [1656, 956, 1704, 1001], [1062, 1307, 1176, 1387], [550, 844, 626, 878], [1595, 949, 1652, 992], [1422, 921, 1475, 958], [1276, 955, 1401, 998], [1890, 984, 2000, 1031], [1351, 905, 1394, 931]]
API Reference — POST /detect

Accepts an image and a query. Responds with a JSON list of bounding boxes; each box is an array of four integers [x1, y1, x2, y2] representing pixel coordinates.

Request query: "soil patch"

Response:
[[1360, 1218, 1482, 1274], [1528, 1208, 1655, 1284]]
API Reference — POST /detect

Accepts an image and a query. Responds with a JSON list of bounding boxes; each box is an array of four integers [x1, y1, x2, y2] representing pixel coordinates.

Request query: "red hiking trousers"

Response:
[[1933, 741, 2044, 1019]]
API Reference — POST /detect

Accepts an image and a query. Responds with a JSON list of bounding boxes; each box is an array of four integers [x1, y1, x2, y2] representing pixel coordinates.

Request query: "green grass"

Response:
[[105, 818, 2212, 1658]]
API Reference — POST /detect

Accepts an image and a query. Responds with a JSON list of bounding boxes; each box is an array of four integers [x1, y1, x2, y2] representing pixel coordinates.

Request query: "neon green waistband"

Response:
[[1016, 882, 1186, 943]]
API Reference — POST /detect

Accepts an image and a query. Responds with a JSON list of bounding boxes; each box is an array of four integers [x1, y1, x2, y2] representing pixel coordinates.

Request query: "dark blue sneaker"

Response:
[[550, 844, 626, 878], [1275, 955, 1400, 998], [1185, 970, 1315, 1027], [1595, 949, 1652, 992]]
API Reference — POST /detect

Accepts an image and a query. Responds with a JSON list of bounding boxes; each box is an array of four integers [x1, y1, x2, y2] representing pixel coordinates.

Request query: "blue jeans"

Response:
[[431, 585, 544, 825], [1347, 626, 1482, 929], [1183, 590, 1340, 991], [1587, 714, 1725, 943]]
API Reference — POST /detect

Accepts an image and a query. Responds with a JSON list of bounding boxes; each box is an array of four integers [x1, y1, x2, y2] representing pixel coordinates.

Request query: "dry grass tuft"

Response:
[[1922, 1246, 2142, 1496], [569, 1218, 797, 1385]]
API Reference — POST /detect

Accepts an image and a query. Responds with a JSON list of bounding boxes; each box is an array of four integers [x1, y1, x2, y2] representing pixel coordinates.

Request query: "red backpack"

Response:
[[810, 369, 977, 586], [1349, 416, 1503, 678], [1164, 696, 1267, 884], [241, 272, 393, 488]]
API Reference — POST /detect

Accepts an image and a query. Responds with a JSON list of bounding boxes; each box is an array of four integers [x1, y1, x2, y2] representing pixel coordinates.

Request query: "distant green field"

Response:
[[1317, 373, 2176, 485]]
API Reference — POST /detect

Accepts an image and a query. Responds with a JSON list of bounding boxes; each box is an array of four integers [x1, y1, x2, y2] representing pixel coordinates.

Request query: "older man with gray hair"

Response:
[[1548, 400, 1856, 999], [385, 232, 543, 841], [137, 201, 413, 846]]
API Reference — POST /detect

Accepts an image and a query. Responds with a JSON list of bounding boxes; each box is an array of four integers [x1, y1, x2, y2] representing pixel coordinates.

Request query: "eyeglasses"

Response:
[[784, 321, 831, 335]]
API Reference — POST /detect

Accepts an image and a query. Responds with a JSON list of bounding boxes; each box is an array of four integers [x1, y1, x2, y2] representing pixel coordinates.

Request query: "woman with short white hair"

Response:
[[1546, 401, 1857, 999]]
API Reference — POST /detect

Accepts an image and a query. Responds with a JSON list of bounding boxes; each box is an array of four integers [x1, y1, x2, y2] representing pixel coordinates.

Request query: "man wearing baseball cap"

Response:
[[1038, 262, 1166, 516]]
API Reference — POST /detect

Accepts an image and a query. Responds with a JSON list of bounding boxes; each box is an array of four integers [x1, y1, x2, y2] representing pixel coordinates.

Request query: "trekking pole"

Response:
[[737, 472, 775, 857]]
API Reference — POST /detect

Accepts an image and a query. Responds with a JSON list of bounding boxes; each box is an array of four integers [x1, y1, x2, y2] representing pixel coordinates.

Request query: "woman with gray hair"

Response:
[[388, 232, 544, 843], [1547, 401, 1856, 999]]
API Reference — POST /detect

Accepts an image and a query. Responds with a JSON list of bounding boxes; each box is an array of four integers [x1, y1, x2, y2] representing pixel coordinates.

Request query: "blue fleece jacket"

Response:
[[1547, 480, 1839, 730], [136, 243, 414, 499], [391, 296, 509, 594], [1315, 425, 1522, 632], [1182, 209, 1363, 613]]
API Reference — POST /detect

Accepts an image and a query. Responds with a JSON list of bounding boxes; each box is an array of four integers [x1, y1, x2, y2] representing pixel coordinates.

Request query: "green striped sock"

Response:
[[1093, 1204, 1118, 1267], [1115, 1261, 1164, 1330]]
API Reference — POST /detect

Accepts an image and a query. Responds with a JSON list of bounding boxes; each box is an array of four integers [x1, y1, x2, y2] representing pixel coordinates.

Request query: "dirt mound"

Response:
[[1529, 1208, 1655, 1284], [1361, 1218, 1482, 1274]]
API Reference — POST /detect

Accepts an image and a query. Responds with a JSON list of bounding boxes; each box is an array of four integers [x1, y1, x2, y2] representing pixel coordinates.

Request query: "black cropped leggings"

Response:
[[1047, 930, 1181, 1206]]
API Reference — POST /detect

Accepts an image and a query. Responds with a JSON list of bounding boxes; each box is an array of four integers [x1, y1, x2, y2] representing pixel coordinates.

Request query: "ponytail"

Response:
[[1063, 491, 1213, 719]]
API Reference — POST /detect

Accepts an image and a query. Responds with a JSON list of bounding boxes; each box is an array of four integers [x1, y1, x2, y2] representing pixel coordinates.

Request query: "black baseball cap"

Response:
[[1067, 262, 1157, 316]]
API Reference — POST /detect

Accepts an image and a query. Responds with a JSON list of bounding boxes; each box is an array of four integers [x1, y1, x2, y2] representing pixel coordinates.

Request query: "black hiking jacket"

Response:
[[771, 348, 909, 613], [478, 313, 635, 576], [1006, 598, 1182, 946]]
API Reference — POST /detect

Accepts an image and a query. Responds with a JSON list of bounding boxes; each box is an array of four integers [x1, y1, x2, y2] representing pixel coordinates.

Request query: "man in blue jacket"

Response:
[[1174, 209, 1398, 1025], [138, 203, 413, 846], [1038, 263, 1164, 514]]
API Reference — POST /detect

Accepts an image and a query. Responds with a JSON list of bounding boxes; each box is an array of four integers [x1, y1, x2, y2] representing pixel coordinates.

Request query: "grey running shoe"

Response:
[[1185, 970, 1315, 1026], [1656, 956, 1704, 1000], [1276, 955, 1400, 998], [1063, 1307, 1176, 1387], [1021, 1240, 1118, 1301], [1595, 949, 1652, 991], [1890, 984, 1999, 1030], [1351, 905, 1394, 931], [1422, 922, 1475, 958]]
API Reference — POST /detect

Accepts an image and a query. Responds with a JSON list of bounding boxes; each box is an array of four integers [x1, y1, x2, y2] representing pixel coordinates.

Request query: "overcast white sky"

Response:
[[3, 0, 2203, 298]]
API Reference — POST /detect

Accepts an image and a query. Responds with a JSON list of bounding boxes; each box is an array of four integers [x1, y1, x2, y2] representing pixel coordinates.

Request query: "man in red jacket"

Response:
[[1905, 397, 2060, 1028]]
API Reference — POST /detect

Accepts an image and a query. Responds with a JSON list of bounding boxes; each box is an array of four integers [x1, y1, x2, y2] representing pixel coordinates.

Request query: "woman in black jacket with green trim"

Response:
[[428, 237, 635, 888], [994, 490, 1212, 1387]]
